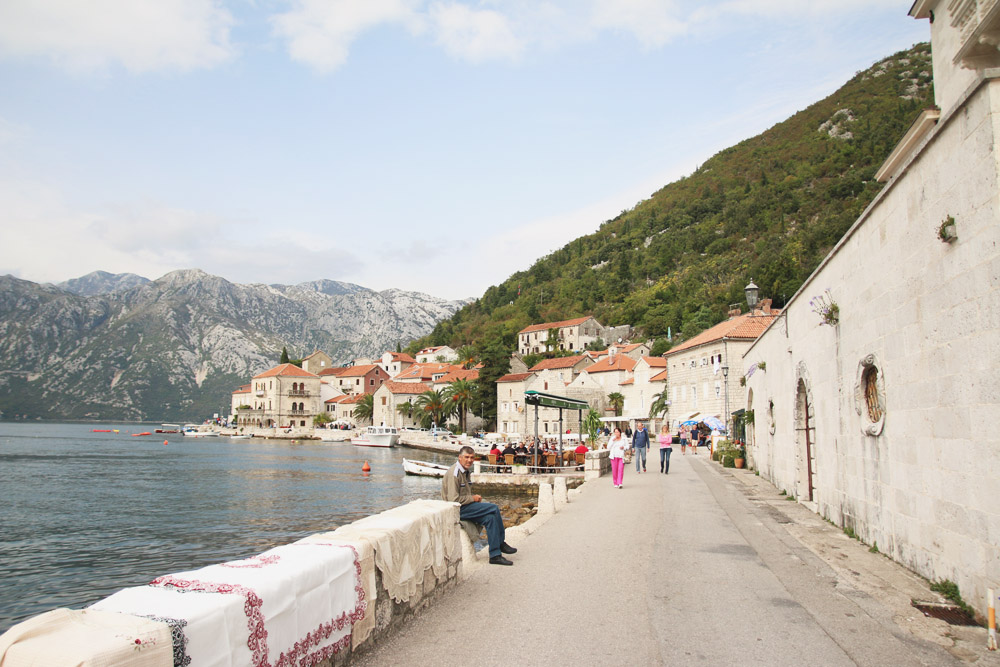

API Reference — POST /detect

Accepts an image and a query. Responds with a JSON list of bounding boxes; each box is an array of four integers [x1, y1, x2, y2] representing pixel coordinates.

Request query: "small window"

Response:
[[381, 396, 386, 405]]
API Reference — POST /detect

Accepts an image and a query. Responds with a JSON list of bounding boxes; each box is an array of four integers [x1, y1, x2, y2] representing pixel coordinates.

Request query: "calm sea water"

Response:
[[0, 422, 459, 633]]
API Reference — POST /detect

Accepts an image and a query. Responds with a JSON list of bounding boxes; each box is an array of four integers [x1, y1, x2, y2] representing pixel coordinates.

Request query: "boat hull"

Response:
[[402, 458, 448, 477], [352, 426, 399, 448]]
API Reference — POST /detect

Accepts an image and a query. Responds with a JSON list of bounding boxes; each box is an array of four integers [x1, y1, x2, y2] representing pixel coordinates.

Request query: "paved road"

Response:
[[354, 452, 993, 666]]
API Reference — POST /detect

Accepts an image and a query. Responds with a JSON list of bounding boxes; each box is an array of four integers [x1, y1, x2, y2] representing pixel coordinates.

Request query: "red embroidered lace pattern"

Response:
[[150, 544, 366, 667]]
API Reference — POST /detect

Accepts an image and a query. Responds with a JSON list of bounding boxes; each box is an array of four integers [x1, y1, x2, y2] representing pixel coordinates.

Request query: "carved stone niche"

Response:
[[854, 354, 886, 436]]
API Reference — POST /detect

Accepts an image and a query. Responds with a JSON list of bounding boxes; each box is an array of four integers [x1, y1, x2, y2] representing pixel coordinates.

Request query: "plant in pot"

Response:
[[734, 442, 746, 469]]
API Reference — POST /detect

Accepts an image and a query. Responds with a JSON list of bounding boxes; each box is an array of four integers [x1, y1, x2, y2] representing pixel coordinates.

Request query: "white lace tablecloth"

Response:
[[92, 542, 365, 667]]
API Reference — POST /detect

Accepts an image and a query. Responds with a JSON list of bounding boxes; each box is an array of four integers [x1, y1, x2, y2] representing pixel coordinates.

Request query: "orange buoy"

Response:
[[362, 461, 371, 472], [163, 440, 168, 446]]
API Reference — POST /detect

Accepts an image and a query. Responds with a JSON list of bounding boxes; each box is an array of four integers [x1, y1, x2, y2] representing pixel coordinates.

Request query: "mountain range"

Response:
[[0, 270, 468, 421]]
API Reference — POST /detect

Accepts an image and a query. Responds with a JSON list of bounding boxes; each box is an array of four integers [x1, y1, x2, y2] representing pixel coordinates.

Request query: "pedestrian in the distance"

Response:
[[632, 421, 649, 473], [607, 427, 627, 489], [680, 425, 689, 455], [658, 424, 673, 474]]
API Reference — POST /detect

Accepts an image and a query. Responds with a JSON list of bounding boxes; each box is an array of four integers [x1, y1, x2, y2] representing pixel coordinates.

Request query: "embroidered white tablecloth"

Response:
[[92, 542, 365, 667]]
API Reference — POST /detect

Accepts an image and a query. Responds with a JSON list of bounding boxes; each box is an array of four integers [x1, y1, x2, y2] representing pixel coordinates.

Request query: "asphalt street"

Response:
[[354, 451, 997, 666]]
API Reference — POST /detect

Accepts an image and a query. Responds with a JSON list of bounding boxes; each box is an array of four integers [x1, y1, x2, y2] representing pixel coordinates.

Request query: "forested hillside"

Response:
[[413, 44, 933, 359]]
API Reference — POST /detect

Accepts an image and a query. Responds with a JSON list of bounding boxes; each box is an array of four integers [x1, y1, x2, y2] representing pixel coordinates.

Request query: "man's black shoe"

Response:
[[489, 555, 514, 566], [500, 542, 517, 554]]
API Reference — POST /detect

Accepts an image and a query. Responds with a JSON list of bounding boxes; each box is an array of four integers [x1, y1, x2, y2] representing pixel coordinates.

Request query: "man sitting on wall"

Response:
[[442, 446, 518, 566]]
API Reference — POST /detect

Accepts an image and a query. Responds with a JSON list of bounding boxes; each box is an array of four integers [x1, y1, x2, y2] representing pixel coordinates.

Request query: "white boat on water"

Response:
[[351, 425, 399, 448], [182, 424, 216, 437], [402, 458, 449, 477]]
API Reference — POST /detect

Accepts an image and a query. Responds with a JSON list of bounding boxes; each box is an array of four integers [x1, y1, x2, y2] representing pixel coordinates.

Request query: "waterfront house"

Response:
[[578, 351, 637, 396], [664, 305, 777, 431], [742, 2, 1000, 619], [620, 356, 668, 425], [236, 363, 322, 429], [393, 362, 460, 384], [230, 384, 251, 418], [372, 381, 431, 429]]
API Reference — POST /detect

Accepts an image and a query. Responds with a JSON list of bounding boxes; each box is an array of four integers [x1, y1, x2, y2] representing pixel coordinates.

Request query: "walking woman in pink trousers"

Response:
[[607, 427, 627, 488]]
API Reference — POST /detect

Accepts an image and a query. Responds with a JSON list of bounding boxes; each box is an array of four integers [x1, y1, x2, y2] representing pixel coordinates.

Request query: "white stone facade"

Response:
[[745, 10, 1000, 618]]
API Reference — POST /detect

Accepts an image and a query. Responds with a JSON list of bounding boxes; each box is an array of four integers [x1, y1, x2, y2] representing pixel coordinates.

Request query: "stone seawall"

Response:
[[0, 465, 603, 666]]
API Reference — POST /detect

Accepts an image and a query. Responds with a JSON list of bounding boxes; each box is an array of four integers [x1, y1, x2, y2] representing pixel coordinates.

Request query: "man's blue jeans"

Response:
[[459, 501, 505, 558], [634, 446, 647, 471]]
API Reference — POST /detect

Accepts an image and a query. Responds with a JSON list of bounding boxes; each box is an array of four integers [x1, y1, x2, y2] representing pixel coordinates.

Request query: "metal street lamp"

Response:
[[744, 280, 759, 313], [721, 365, 730, 436]]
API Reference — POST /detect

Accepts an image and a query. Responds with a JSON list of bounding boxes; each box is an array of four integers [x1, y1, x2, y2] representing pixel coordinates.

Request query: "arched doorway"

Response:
[[794, 377, 817, 502]]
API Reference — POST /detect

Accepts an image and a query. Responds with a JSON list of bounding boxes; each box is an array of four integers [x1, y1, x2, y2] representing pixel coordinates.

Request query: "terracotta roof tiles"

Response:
[[253, 363, 319, 379], [518, 316, 594, 335], [529, 355, 590, 371], [497, 372, 534, 383], [665, 313, 779, 356]]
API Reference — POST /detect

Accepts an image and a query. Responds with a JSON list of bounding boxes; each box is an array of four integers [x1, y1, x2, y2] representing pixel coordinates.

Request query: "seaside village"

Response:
[[223, 0, 1000, 626], [227, 303, 778, 443]]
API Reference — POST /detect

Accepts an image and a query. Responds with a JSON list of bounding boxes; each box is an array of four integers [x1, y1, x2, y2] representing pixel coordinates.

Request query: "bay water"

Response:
[[0, 422, 461, 633]]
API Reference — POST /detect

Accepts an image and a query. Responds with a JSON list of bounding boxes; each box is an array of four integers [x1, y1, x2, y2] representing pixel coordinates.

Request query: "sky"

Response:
[[0, 1, 930, 301]]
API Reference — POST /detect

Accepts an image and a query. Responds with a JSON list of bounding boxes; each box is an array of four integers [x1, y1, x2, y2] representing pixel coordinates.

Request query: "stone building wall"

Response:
[[745, 72, 1000, 618]]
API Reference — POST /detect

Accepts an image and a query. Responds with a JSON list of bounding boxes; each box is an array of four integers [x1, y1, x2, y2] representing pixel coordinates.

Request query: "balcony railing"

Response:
[[289, 410, 309, 416], [287, 390, 311, 397]]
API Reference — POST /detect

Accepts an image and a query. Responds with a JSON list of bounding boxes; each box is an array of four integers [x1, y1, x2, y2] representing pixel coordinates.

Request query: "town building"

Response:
[[379, 351, 416, 378], [415, 346, 457, 364], [744, 2, 1000, 619], [300, 350, 333, 375], [517, 316, 604, 356], [372, 381, 431, 429], [664, 304, 778, 430], [326, 364, 389, 395], [235, 363, 321, 429]]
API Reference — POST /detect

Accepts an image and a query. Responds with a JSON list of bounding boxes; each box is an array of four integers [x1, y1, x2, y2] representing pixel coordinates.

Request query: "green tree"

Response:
[[607, 392, 625, 416], [396, 400, 414, 425], [313, 411, 331, 426], [443, 378, 475, 433], [414, 389, 452, 429], [583, 408, 603, 450], [649, 338, 671, 356], [454, 345, 478, 369], [354, 393, 374, 425], [545, 327, 560, 352], [649, 390, 670, 421], [280, 347, 290, 364]]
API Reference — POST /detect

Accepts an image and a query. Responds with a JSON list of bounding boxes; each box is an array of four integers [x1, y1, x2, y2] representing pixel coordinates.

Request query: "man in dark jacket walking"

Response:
[[632, 421, 650, 472]]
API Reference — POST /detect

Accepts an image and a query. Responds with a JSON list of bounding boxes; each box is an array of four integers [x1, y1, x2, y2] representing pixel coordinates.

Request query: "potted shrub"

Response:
[[734, 442, 746, 469]]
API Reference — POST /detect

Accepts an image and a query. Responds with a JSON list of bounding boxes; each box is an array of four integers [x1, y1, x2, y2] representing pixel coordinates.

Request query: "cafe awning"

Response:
[[524, 390, 589, 411]]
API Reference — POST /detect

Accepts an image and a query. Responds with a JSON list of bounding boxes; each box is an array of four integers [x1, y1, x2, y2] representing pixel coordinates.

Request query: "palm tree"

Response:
[[454, 345, 478, 369], [444, 378, 475, 433], [607, 392, 625, 416], [649, 391, 670, 420], [414, 389, 452, 429], [354, 393, 374, 425], [396, 400, 414, 427]]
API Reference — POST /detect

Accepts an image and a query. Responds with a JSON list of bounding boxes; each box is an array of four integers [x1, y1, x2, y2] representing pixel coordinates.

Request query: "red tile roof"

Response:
[[395, 363, 459, 381], [650, 369, 668, 382], [232, 384, 251, 394], [585, 355, 637, 373], [529, 355, 590, 371], [434, 369, 479, 384], [386, 352, 415, 363], [497, 372, 534, 383], [318, 367, 348, 377], [518, 316, 594, 335], [338, 364, 383, 377], [382, 381, 432, 394], [619, 378, 634, 385], [254, 363, 319, 379], [665, 313, 779, 356], [339, 394, 366, 404]]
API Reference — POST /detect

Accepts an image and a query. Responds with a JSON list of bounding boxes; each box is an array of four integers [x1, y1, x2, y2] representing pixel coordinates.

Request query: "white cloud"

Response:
[[0, 0, 235, 73], [588, 0, 687, 49], [271, 0, 422, 72], [428, 2, 524, 62]]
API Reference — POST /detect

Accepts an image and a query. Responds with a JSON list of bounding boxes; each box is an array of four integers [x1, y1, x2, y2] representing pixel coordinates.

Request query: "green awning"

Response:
[[524, 390, 589, 411]]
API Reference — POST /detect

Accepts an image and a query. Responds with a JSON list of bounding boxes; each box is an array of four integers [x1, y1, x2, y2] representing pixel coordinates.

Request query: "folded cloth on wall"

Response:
[[329, 499, 461, 604], [296, 536, 375, 649], [0, 607, 173, 667], [92, 542, 365, 667]]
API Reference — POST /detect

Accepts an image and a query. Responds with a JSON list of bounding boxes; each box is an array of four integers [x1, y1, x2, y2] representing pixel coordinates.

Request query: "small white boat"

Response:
[[351, 425, 399, 448], [402, 458, 450, 477], [181, 424, 216, 437], [228, 434, 251, 440]]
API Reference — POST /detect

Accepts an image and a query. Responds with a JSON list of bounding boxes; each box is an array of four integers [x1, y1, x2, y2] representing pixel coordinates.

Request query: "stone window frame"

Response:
[[767, 398, 776, 435], [853, 353, 886, 436]]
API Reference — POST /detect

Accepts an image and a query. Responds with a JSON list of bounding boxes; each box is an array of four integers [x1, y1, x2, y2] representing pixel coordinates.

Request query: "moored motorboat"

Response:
[[402, 458, 449, 477], [351, 425, 399, 448]]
